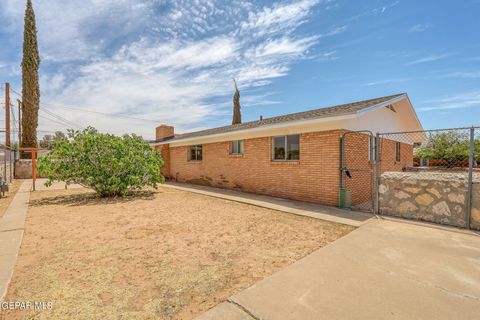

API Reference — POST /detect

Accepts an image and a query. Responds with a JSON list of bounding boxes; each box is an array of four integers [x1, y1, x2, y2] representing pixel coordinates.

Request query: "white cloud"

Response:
[[1, 0, 332, 139], [409, 24, 431, 33], [362, 77, 411, 86], [436, 71, 480, 79], [322, 25, 348, 37], [405, 52, 458, 65], [250, 36, 319, 58], [240, 0, 320, 36], [419, 92, 480, 112]]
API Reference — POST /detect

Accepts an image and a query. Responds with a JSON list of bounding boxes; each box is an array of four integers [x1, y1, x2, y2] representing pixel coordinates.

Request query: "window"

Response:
[[230, 140, 244, 155], [189, 145, 202, 161], [273, 134, 300, 161], [395, 142, 401, 162]]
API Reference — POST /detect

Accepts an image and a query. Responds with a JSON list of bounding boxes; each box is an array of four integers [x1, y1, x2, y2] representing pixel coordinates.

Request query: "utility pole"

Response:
[[5, 82, 10, 148]]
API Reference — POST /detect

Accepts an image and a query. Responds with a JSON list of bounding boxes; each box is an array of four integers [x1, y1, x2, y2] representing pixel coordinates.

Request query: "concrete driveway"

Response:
[[198, 219, 480, 320]]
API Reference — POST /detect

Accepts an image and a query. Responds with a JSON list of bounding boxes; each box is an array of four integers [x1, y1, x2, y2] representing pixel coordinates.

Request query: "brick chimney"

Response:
[[156, 125, 174, 141]]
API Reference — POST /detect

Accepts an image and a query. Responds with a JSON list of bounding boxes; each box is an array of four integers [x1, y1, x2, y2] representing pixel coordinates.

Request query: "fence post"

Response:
[[3, 146, 6, 184], [466, 127, 474, 229], [374, 133, 380, 215], [338, 135, 345, 208]]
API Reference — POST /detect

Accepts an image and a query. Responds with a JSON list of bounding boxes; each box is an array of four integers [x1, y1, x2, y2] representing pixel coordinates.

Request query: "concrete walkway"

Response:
[[0, 180, 31, 300], [164, 182, 371, 227], [197, 219, 480, 320]]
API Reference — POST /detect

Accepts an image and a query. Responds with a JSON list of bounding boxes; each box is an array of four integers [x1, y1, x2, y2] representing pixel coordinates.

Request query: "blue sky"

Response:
[[0, 0, 479, 139]]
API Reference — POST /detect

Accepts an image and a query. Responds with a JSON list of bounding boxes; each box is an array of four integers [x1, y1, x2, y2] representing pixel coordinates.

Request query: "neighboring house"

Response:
[[151, 93, 423, 207]]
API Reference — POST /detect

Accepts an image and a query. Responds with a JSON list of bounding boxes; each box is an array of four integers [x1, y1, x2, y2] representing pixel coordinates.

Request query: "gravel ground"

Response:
[[4, 186, 354, 320]]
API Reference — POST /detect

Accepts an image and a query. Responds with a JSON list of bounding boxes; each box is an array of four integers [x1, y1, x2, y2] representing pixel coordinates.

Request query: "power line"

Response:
[[38, 113, 77, 128], [40, 108, 82, 129], [9, 88, 84, 130], [51, 105, 161, 123], [9, 87, 161, 124]]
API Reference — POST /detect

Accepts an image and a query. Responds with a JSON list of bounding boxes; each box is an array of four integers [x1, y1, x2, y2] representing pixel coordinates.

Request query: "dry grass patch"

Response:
[[4, 186, 354, 319]]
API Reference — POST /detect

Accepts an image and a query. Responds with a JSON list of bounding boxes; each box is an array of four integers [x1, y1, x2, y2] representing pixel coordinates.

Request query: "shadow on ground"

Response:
[[28, 190, 159, 207]]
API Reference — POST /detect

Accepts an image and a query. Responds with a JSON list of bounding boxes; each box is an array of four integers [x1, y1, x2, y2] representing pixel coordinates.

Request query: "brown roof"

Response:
[[158, 93, 405, 143]]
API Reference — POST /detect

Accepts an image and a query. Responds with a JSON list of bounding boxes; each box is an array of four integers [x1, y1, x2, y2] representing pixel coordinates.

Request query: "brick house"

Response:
[[151, 93, 423, 207]]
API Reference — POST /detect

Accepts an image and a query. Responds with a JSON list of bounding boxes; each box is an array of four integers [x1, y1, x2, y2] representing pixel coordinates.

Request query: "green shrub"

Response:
[[38, 127, 164, 197]]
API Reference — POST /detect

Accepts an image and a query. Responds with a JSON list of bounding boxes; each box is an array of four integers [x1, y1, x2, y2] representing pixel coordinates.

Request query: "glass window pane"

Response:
[[190, 146, 196, 160], [196, 145, 203, 160], [274, 136, 286, 160], [287, 135, 300, 160], [231, 141, 238, 154], [238, 140, 244, 154]]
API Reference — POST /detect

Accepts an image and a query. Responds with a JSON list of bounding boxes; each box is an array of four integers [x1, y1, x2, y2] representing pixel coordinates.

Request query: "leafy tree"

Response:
[[21, 0, 40, 153], [38, 127, 165, 197], [415, 132, 479, 165], [232, 79, 241, 124], [39, 131, 67, 149]]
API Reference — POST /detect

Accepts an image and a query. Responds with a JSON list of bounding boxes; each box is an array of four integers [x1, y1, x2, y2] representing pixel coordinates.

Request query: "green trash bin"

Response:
[[339, 188, 351, 209]]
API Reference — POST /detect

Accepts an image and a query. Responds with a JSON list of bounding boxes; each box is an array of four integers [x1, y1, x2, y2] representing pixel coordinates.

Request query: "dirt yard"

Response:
[[0, 179, 23, 218], [4, 186, 354, 319]]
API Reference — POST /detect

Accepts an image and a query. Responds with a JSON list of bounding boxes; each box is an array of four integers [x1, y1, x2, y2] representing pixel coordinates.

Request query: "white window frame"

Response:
[[189, 145, 203, 161], [230, 140, 244, 155], [272, 134, 300, 161]]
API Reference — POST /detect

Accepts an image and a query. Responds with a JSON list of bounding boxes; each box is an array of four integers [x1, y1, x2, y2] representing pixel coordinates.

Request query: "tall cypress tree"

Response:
[[232, 79, 241, 125], [21, 0, 40, 150]]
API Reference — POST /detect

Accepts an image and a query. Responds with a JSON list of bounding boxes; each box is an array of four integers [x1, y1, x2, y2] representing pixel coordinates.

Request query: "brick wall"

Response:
[[156, 125, 174, 140], [158, 130, 413, 207], [166, 130, 344, 206], [154, 144, 170, 177], [378, 139, 414, 173]]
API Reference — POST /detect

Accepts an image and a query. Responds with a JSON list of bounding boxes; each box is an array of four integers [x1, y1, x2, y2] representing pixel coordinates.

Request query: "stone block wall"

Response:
[[14, 159, 44, 179], [379, 172, 480, 230]]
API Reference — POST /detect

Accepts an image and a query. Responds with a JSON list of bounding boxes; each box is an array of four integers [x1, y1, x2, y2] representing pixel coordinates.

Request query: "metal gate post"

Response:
[[466, 127, 474, 229], [374, 133, 380, 215], [339, 135, 345, 208], [340, 135, 345, 189]]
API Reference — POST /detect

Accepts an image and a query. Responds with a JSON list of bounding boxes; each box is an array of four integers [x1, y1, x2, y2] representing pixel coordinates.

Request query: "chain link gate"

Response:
[[340, 131, 375, 212]]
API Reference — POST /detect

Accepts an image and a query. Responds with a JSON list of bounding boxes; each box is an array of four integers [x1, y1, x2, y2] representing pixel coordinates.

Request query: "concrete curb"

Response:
[[0, 181, 31, 300]]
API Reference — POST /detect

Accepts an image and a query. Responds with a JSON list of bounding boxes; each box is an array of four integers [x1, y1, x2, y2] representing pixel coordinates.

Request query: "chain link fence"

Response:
[[0, 144, 15, 185], [376, 127, 479, 229]]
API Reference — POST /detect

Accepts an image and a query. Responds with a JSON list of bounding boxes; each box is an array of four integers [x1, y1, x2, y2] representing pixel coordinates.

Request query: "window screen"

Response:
[[189, 145, 202, 161], [273, 135, 300, 161], [230, 140, 244, 154]]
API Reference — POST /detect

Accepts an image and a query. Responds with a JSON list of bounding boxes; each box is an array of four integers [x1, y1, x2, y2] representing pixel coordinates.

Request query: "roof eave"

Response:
[[150, 112, 358, 146], [150, 94, 413, 147]]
